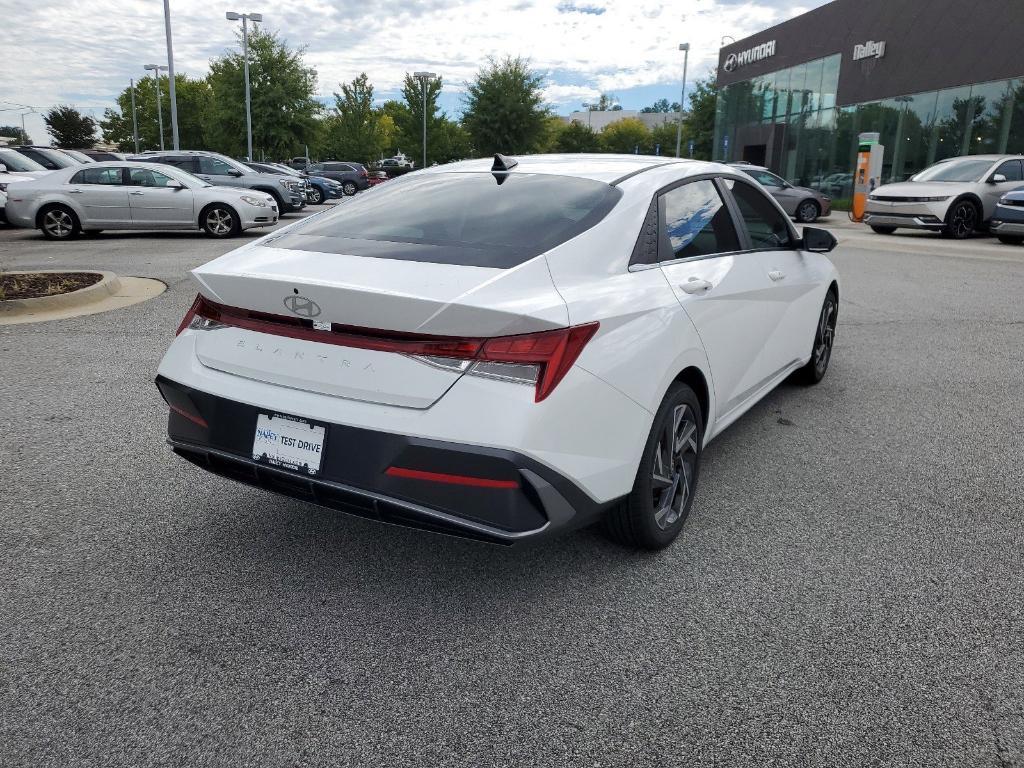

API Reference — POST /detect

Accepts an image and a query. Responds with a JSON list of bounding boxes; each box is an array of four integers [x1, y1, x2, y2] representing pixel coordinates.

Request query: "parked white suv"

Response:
[[864, 155, 1024, 238]]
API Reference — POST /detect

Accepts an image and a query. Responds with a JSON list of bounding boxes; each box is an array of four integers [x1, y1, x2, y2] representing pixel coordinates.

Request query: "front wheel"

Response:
[[605, 383, 703, 550], [943, 200, 979, 239], [40, 205, 80, 240], [342, 181, 357, 196], [796, 200, 820, 223], [870, 225, 897, 235], [307, 186, 324, 205], [794, 289, 838, 385], [997, 234, 1023, 245], [201, 204, 241, 238]]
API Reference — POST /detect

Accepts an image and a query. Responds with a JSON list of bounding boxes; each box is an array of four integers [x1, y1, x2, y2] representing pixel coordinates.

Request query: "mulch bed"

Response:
[[0, 272, 103, 301]]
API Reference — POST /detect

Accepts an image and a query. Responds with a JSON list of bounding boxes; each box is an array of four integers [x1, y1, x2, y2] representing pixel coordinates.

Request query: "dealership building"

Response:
[[713, 0, 1024, 198]]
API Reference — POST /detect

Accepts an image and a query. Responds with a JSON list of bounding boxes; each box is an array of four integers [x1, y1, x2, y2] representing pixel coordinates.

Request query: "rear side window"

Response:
[[70, 167, 123, 185], [268, 172, 623, 268], [727, 180, 795, 249], [659, 179, 740, 260]]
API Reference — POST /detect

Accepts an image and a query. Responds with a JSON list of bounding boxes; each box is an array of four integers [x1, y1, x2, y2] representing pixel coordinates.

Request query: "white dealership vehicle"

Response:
[[156, 154, 840, 550], [4, 162, 279, 239], [864, 155, 1024, 238]]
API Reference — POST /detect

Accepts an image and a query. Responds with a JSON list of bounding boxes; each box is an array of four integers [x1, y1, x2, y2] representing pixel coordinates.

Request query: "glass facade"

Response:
[[714, 55, 1024, 202]]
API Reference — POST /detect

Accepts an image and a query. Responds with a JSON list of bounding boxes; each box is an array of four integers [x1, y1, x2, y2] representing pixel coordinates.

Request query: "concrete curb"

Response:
[[0, 270, 121, 314]]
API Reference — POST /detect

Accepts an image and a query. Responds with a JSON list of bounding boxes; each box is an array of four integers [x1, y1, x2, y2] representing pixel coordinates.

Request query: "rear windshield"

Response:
[[267, 172, 623, 268]]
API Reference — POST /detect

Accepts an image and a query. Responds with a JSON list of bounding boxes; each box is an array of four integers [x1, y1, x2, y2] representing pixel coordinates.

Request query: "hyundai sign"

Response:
[[723, 40, 777, 73]]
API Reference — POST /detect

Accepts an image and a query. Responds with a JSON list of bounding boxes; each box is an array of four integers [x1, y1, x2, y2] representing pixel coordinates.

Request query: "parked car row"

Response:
[[863, 154, 1024, 243]]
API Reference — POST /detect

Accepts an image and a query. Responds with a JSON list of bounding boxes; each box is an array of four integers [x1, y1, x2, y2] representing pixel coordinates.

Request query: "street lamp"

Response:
[[721, 35, 736, 46], [163, 0, 180, 150], [413, 71, 436, 170], [144, 64, 168, 151], [129, 79, 140, 154], [674, 43, 690, 158], [226, 10, 263, 161]]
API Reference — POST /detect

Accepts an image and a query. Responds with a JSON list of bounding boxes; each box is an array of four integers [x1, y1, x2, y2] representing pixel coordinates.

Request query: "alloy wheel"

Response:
[[798, 201, 818, 223], [650, 404, 699, 530], [813, 295, 837, 374], [343, 182, 357, 196], [206, 208, 233, 236], [44, 209, 74, 238], [309, 188, 323, 204], [949, 202, 977, 238]]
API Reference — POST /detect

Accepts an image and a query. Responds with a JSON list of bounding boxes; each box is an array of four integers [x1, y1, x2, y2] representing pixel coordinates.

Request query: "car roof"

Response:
[[419, 153, 705, 184]]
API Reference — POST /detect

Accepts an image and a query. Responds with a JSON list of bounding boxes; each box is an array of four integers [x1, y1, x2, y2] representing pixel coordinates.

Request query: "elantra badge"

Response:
[[283, 294, 321, 318]]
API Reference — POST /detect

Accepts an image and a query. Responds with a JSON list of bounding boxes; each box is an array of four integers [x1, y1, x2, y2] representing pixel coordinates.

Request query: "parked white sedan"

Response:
[[156, 153, 841, 550], [4, 161, 279, 239]]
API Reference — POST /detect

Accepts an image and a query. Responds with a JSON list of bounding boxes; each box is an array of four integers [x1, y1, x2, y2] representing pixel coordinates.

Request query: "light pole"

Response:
[[20, 109, 35, 142], [226, 11, 263, 161], [129, 79, 140, 153], [163, 0, 180, 150], [144, 64, 168, 150], [674, 43, 690, 158], [413, 71, 436, 170]]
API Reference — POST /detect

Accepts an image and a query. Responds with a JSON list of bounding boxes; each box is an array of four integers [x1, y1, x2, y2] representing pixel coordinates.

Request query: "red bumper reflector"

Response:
[[385, 466, 519, 489], [168, 402, 208, 428]]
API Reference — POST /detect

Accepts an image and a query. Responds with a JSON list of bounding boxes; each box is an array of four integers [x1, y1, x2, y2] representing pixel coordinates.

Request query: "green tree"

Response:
[[584, 93, 622, 111], [556, 121, 601, 152], [600, 117, 650, 154], [684, 74, 718, 160], [462, 56, 550, 155], [641, 98, 681, 113], [43, 105, 96, 148], [377, 99, 410, 157], [327, 72, 382, 163], [650, 120, 683, 157], [434, 119, 472, 163], [397, 73, 445, 166], [0, 125, 30, 144], [206, 27, 321, 159], [100, 74, 212, 151]]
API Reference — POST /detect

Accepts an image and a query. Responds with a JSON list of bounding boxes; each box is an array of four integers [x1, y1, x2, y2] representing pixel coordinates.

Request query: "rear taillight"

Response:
[[175, 295, 598, 402], [360, 169, 368, 178]]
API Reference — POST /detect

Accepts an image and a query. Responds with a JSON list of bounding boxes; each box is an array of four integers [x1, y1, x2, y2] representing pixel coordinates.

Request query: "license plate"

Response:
[[252, 413, 326, 475]]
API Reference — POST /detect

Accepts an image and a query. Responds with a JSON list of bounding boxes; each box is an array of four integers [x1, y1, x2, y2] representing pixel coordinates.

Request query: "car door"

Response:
[[981, 159, 1024, 219], [66, 166, 131, 227], [125, 166, 194, 227], [196, 155, 242, 188], [723, 177, 824, 373], [655, 177, 785, 420]]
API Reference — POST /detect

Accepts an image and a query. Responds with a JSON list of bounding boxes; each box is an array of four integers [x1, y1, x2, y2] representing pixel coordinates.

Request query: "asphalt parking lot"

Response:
[[1, 213, 1022, 767]]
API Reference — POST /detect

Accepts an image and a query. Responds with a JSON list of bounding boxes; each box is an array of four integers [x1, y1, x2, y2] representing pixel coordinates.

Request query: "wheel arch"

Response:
[[35, 199, 81, 229], [949, 193, 984, 219], [250, 184, 283, 205], [197, 200, 239, 229], [672, 365, 711, 436]]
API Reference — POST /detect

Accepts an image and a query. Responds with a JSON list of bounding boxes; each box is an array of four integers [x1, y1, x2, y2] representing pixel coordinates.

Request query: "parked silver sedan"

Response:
[[3, 161, 279, 239], [729, 163, 832, 223]]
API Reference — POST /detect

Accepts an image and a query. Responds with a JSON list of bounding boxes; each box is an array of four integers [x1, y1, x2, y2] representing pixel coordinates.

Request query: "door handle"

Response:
[[768, 270, 786, 282], [68, 189, 83, 194], [680, 278, 713, 294], [129, 191, 145, 196]]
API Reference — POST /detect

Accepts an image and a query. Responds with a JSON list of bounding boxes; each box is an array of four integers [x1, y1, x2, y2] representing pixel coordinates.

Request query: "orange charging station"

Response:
[[851, 132, 884, 222]]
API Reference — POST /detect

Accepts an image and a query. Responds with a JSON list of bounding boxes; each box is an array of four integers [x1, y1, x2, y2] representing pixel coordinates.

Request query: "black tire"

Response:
[[796, 199, 820, 223], [200, 204, 241, 238], [342, 181, 357, 196], [39, 205, 80, 240], [996, 234, 1023, 245], [942, 199, 979, 239], [605, 382, 703, 550], [870, 225, 897, 235], [794, 288, 838, 385], [307, 186, 324, 205]]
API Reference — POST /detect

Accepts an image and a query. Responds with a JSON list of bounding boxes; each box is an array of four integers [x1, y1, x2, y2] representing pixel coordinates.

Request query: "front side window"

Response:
[[995, 160, 1023, 181], [70, 167, 123, 185], [743, 168, 786, 187], [727, 180, 795, 249], [660, 179, 740, 260], [268, 172, 622, 268], [0, 149, 47, 173], [198, 156, 237, 175], [128, 167, 174, 187]]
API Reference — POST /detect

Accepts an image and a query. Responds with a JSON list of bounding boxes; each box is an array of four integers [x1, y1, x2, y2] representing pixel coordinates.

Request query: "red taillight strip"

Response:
[[168, 402, 208, 428], [385, 466, 519, 489]]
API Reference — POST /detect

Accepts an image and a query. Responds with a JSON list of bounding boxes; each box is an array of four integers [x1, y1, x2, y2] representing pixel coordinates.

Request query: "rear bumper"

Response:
[[156, 375, 617, 544]]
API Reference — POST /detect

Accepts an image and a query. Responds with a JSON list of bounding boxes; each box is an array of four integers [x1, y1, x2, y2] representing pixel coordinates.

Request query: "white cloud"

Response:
[[0, 0, 828, 142]]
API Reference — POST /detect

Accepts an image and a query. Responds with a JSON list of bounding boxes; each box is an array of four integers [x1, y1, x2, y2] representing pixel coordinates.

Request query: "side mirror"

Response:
[[229, 169, 244, 177], [990, 173, 1008, 184], [165, 179, 185, 189], [0, 163, 7, 173], [802, 226, 837, 253]]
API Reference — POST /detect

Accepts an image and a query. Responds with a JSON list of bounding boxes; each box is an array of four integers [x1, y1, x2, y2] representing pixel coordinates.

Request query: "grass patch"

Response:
[[0, 272, 103, 301]]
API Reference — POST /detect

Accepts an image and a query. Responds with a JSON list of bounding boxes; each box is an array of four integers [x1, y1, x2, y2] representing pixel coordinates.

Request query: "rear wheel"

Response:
[[307, 186, 324, 205], [342, 181, 357, 196], [605, 383, 702, 550], [796, 199, 820, 223], [200, 204, 241, 238], [943, 200, 979, 239], [794, 289, 838, 385], [997, 234, 1023, 245], [870, 225, 897, 235], [40, 205, 80, 240]]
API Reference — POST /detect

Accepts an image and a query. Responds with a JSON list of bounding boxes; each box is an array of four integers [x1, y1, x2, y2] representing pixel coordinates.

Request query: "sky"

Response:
[[0, 0, 831, 145]]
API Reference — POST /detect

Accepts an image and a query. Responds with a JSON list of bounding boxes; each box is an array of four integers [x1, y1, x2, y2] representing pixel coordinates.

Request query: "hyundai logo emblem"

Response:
[[723, 53, 738, 73], [283, 294, 322, 318]]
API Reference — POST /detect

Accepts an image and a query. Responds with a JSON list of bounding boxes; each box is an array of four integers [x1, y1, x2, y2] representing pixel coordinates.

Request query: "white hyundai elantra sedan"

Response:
[[156, 154, 840, 550]]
